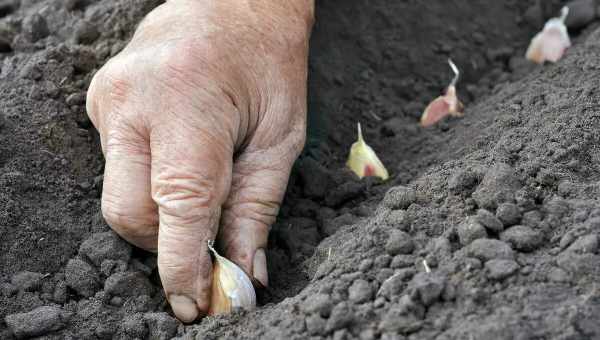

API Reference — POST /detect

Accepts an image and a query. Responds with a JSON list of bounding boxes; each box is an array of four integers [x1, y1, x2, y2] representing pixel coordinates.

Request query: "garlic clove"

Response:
[[208, 242, 256, 316], [526, 6, 571, 64], [346, 122, 389, 181], [420, 59, 464, 127]]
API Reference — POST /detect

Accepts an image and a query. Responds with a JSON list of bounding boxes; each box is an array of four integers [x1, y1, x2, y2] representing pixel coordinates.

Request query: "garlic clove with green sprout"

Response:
[[346, 122, 389, 181], [208, 241, 256, 316]]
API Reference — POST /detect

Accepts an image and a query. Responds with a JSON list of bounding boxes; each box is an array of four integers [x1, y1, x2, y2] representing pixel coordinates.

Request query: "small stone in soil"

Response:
[[381, 186, 416, 210], [544, 197, 570, 217], [52, 281, 67, 304], [378, 295, 424, 334], [485, 259, 519, 280], [65, 92, 86, 106], [95, 323, 115, 339], [79, 231, 132, 267], [1, 282, 17, 297], [457, 217, 488, 246], [377, 276, 402, 300], [557, 252, 600, 276], [466, 239, 515, 261], [118, 313, 147, 339], [522, 210, 542, 227], [65, 258, 100, 297], [496, 203, 521, 227], [430, 237, 451, 260], [448, 168, 480, 195], [348, 279, 373, 304], [104, 271, 154, 297], [547, 267, 570, 283], [110, 296, 123, 307], [407, 272, 446, 306], [558, 232, 576, 250], [301, 293, 333, 317], [500, 225, 543, 252], [385, 209, 410, 231], [472, 163, 520, 209], [358, 259, 373, 272], [22, 13, 49, 42], [391, 254, 415, 269], [144, 312, 179, 340], [565, 234, 598, 254], [377, 269, 415, 299], [306, 314, 327, 336], [385, 230, 415, 255], [326, 302, 353, 332], [476, 209, 504, 232], [5, 306, 71, 339], [374, 254, 392, 269], [359, 328, 376, 340], [126, 294, 153, 313], [11, 271, 44, 292], [73, 20, 99, 44], [72, 47, 98, 73]]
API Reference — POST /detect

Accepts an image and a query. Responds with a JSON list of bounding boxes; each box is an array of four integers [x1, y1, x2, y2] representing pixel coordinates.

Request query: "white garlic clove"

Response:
[[346, 122, 389, 181], [208, 242, 256, 316], [526, 6, 571, 64], [420, 59, 464, 127], [421, 85, 464, 127]]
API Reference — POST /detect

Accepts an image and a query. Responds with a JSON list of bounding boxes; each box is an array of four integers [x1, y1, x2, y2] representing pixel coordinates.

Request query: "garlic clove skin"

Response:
[[420, 85, 464, 127], [526, 6, 571, 64], [346, 123, 389, 181], [208, 243, 256, 316], [420, 59, 464, 127]]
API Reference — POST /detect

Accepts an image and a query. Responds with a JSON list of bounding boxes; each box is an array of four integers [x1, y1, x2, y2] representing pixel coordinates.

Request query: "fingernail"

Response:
[[169, 294, 198, 323], [253, 248, 268, 287]]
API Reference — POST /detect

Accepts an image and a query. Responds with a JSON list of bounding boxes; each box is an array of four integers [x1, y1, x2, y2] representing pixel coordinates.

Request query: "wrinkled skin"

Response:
[[86, 0, 314, 322]]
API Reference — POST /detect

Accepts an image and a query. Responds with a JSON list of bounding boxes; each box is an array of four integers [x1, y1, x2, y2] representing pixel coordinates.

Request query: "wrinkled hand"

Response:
[[86, 0, 313, 322]]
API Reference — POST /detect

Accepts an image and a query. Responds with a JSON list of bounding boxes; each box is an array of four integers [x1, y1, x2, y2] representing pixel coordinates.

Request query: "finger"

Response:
[[101, 118, 158, 251], [151, 122, 233, 322], [219, 129, 305, 288]]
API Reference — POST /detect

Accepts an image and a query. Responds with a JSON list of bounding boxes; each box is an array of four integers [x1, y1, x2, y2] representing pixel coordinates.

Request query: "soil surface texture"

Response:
[[2, 0, 600, 339]]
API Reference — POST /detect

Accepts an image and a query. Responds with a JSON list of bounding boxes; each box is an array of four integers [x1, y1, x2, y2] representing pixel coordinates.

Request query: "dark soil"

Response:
[[2, 0, 600, 339]]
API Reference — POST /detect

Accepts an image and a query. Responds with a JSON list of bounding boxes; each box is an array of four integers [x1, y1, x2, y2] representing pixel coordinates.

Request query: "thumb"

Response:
[[151, 124, 233, 322], [219, 130, 304, 287]]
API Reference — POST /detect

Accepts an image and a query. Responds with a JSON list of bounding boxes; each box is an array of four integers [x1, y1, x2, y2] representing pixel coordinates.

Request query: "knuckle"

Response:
[[159, 43, 212, 85], [152, 171, 222, 225], [227, 201, 279, 231], [101, 193, 155, 237], [103, 70, 133, 108], [94, 58, 135, 107], [104, 128, 149, 156]]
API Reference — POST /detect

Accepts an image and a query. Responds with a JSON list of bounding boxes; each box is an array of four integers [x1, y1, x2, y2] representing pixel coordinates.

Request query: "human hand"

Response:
[[86, 0, 313, 322]]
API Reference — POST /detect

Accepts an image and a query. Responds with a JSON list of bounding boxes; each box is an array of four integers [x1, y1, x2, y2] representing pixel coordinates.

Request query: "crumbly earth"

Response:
[[2, 0, 600, 339]]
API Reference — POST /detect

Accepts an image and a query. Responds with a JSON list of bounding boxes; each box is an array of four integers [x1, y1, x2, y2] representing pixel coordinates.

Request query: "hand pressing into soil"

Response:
[[86, 0, 314, 322]]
